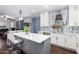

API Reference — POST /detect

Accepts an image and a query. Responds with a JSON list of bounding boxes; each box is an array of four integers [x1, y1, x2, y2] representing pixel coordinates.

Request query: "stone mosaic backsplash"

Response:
[[65, 26, 79, 33], [40, 26, 79, 33]]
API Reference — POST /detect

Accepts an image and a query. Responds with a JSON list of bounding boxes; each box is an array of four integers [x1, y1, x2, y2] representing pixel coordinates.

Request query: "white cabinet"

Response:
[[57, 34, 65, 47], [69, 6, 76, 26], [51, 33, 77, 50], [75, 34, 79, 53], [51, 33, 65, 47], [69, 6, 79, 26], [40, 12, 49, 27], [75, 7, 79, 26], [65, 34, 76, 50], [51, 34, 57, 45]]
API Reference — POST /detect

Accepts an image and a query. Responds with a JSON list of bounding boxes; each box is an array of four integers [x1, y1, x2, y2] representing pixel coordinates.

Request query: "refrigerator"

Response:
[[16, 20, 24, 30]]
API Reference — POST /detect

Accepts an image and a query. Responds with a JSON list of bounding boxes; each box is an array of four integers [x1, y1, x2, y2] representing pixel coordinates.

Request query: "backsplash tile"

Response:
[[40, 26, 79, 33]]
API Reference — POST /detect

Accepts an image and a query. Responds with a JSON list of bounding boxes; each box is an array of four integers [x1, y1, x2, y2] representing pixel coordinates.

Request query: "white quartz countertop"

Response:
[[11, 32, 50, 43]]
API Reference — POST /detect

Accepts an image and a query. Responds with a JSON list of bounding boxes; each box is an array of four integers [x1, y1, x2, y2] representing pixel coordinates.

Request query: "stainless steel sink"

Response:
[[43, 32, 51, 35]]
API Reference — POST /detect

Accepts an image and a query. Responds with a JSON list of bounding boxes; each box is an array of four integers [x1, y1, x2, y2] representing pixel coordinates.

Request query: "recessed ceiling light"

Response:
[[44, 5, 48, 8], [32, 10, 36, 13]]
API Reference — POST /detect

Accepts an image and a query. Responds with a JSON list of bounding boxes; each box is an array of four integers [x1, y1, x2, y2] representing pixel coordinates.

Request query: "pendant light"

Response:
[[18, 10, 23, 20]]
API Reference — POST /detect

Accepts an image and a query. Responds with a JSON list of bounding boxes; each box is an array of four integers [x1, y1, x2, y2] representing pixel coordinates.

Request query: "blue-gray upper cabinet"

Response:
[[31, 17, 40, 33], [40, 12, 50, 27]]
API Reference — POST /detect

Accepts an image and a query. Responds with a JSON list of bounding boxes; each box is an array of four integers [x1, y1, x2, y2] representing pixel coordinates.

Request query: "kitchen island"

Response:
[[7, 31, 51, 54]]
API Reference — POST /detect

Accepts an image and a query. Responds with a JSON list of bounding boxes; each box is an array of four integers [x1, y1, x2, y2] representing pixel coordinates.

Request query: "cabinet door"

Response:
[[44, 12, 49, 26], [65, 34, 76, 49], [76, 9, 79, 26], [40, 13, 44, 26], [69, 10, 75, 26], [40, 12, 49, 27], [75, 34, 79, 53], [76, 42, 79, 53], [69, 6, 79, 26], [51, 34, 58, 45], [57, 34, 65, 47]]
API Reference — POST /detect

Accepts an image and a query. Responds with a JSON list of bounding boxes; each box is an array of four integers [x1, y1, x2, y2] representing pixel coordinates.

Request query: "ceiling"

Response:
[[0, 5, 68, 18]]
